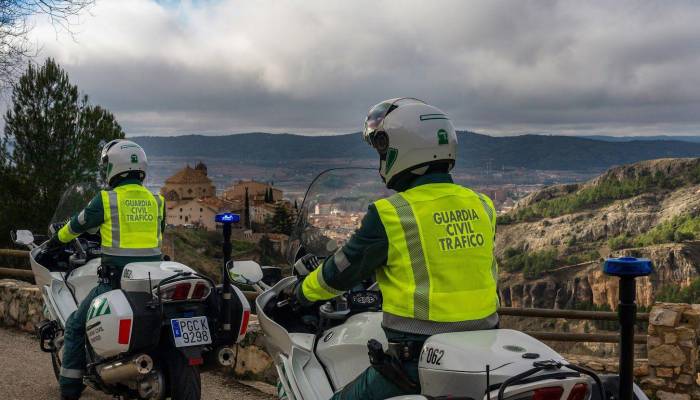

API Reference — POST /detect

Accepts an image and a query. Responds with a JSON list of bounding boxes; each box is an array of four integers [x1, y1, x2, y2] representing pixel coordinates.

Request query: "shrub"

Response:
[[564, 250, 600, 265], [501, 248, 559, 278], [608, 235, 633, 250], [503, 247, 523, 259], [502, 169, 697, 223], [674, 230, 694, 243], [634, 215, 700, 247], [656, 278, 700, 304]]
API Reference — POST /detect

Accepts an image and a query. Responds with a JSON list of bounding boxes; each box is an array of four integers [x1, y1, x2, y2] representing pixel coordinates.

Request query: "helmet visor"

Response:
[[362, 98, 425, 147], [363, 101, 393, 143]]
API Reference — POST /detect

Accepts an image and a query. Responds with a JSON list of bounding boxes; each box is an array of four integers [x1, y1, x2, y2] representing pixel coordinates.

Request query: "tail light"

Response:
[[533, 387, 564, 400], [170, 283, 192, 300], [239, 310, 251, 336], [117, 319, 132, 345], [156, 279, 212, 302], [566, 384, 588, 400], [191, 282, 211, 300]]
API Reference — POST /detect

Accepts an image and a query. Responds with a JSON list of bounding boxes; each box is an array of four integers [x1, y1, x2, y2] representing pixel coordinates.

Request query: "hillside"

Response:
[[163, 227, 258, 280], [132, 132, 700, 171], [496, 158, 700, 309]]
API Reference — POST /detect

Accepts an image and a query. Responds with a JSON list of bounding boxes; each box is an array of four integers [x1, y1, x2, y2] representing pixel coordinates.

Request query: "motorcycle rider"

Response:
[[48, 139, 165, 400], [296, 98, 499, 399]]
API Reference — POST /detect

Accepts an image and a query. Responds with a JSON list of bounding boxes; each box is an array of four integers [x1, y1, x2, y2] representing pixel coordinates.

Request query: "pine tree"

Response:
[[267, 204, 293, 235], [244, 187, 251, 229], [0, 58, 124, 243]]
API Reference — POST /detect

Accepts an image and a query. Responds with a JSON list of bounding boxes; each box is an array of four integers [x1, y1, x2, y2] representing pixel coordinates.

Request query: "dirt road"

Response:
[[0, 327, 274, 400]]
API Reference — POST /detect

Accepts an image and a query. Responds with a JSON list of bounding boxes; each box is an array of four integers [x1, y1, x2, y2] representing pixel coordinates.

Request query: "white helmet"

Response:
[[101, 139, 148, 185], [363, 98, 458, 188]]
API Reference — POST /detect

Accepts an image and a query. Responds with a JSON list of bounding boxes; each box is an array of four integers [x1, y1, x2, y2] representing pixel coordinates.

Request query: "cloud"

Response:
[[25, 0, 700, 136]]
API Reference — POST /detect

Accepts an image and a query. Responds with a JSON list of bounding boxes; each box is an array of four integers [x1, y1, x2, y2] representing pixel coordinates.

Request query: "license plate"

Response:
[[171, 317, 212, 347]]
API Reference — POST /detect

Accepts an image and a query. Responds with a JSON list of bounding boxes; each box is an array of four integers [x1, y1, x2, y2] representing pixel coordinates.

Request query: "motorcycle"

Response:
[[231, 168, 649, 400], [11, 182, 251, 400]]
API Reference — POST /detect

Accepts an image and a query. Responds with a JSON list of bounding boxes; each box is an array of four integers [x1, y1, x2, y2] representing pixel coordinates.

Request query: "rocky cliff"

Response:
[[497, 158, 700, 309], [499, 242, 700, 309]]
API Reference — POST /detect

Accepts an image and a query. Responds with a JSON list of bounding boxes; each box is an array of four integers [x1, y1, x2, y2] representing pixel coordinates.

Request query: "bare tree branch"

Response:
[[0, 0, 94, 89]]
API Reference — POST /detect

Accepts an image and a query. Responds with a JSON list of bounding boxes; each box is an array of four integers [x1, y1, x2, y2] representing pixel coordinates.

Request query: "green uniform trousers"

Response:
[[331, 361, 420, 400], [59, 282, 112, 398], [331, 328, 425, 400]]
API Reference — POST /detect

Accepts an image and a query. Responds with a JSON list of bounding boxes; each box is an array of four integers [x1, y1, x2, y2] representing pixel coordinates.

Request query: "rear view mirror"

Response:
[[12, 230, 34, 246], [229, 260, 263, 285]]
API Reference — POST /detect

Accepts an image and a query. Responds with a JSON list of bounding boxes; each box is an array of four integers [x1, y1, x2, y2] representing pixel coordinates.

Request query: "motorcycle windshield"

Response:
[[50, 182, 101, 225], [287, 168, 392, 264]]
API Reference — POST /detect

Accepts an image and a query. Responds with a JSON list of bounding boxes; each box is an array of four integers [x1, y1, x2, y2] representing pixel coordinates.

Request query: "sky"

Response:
[[24, 0, 700, 137]]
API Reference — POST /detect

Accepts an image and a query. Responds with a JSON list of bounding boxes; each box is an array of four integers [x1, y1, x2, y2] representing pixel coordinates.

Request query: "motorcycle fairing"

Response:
[[257, 278, 335, 400], [316, 312, 388, 389], [66, 257, 101, 303], [44, 279, 77, 327], [289, 341, 334, 400]]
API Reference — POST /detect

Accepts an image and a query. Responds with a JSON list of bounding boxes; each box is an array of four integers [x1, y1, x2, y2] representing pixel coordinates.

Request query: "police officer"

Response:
[[296, 98, 499, 399], [51, 139, 165, 400]]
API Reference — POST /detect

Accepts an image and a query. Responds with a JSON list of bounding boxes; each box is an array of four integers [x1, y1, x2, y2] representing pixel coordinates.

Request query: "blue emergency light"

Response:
[[602, 256, 654, 400], [215, 213, 240, 223], [603, 256, 653, 278]]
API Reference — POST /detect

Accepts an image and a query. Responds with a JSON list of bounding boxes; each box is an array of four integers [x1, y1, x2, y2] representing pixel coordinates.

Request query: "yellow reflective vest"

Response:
[[374, 183, 498, 323], [100, 184, 164, 257]]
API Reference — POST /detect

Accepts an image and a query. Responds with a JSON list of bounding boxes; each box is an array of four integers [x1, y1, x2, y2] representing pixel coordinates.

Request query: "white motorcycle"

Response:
[[233, 168, 649, 400], [11, 183, 251, 400]]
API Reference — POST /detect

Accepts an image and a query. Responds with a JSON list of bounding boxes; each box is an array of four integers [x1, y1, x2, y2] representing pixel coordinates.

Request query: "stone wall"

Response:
[[644, 303, 700, 400], [564, 353, 650, 377], [3, 279, 700, 397], [230, 316, 277, 384], [0, 279, 43, 332], [568, 303, 700, 400]]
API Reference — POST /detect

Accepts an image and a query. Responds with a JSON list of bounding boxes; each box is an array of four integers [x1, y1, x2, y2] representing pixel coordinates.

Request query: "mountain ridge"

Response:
[[132, 131, 700, 171]]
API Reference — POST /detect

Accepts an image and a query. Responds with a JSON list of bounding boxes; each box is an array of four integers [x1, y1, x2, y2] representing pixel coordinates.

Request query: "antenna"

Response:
[[486, 364, 491, 400]]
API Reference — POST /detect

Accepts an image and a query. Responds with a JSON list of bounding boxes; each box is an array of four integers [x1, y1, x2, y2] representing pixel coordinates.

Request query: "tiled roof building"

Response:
[[161, 163, 216, 201]]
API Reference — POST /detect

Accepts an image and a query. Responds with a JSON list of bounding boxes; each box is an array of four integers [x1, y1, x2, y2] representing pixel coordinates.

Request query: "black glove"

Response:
[[45, 235, 64, 252], [48, 222, 65, 236], [294, 254, 322, 276], [280, 278, 315, 310]]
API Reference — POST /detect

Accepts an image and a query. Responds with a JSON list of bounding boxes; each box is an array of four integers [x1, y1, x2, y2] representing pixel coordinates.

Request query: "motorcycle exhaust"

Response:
[[97, 354, 154, 384], [216, 346, 236, 367], [200, 346, 237, 371]]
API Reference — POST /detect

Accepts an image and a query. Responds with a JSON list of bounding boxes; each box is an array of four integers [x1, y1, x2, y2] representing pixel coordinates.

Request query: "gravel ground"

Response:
[[0, 327, 274, 400]]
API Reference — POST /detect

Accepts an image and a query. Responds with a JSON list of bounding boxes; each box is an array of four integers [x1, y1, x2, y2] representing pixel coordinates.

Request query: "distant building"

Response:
[[314, 203, 334, 215], [161, 162, 216, 202], [481, 187, 507, 205], [162, 169, 290, 232], [250, 203, 278, 225], [223, 180, 282, 204], [161, 162, 225, 230], [166, 197, 241, 231]]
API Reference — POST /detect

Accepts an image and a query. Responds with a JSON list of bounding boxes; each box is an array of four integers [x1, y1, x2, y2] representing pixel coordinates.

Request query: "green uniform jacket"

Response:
[[298, 173, 499, 338], [57, 179, 165, 268]]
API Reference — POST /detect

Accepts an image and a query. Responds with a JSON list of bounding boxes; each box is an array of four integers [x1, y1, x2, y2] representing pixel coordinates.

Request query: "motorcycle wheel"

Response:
[[50, 332, 65, 382], [162, 350, 201, 400]]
